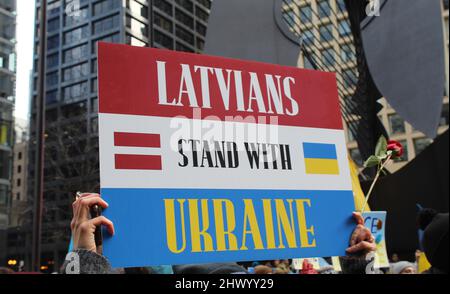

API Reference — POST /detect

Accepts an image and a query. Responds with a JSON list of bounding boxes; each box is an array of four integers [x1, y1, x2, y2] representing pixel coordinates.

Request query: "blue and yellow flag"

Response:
[[303, 143, 339, 175]]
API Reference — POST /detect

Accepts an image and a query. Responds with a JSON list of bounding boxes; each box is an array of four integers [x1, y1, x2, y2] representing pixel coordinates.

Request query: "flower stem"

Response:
[[361, 154, 392, 213]]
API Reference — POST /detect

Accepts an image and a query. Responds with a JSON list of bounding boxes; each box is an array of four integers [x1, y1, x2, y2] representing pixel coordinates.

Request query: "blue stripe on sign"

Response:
[[101, 188, 355, 268], [303, 143, 337, 159]]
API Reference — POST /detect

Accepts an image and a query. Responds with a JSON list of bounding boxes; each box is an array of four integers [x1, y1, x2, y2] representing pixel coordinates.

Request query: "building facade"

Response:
[[0, 0, 16, 228], [285, 0, 449, 173], [25, 0, 211, 272]]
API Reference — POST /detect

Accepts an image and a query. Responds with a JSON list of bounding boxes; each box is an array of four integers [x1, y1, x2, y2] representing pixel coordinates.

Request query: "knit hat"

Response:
[[390, 261, 416, 274]]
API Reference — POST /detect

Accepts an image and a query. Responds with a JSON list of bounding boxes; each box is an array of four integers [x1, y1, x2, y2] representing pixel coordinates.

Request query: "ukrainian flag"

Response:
[[303, 142, 339, 175]]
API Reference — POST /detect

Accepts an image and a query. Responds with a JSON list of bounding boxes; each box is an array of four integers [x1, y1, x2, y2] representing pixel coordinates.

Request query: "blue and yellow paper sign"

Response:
[[363, 211, 389, 269]]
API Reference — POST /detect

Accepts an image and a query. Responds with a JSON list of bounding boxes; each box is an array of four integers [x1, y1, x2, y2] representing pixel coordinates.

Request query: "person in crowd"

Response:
[[253, 265, 273, 275], [62, 193, 376, 274], [390, 261, 417, 274], [390, 253, 400, 263], [417, 208, 449, 274], [0, 267, 14, 274]]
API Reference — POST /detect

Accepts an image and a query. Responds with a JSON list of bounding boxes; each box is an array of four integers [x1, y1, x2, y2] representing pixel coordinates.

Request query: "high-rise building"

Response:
[[0, 0, 16, 228], [26, 0, 211, 272], [284, 0, 449, 172]]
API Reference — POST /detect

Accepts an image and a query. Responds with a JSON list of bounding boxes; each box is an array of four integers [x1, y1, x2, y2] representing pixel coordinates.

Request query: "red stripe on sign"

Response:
[[98, 43, 343, 130], [114, 132, 161, 148], [115, 154, 162, 170]]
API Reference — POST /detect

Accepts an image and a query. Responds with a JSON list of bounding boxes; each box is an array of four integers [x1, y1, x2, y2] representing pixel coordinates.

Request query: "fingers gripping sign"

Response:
[[346, 212, 377, 256], [71, 193, 114, 254]]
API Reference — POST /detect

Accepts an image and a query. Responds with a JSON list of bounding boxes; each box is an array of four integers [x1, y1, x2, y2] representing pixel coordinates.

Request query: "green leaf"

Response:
[[364, 155, 381, 168], [375, 136, 388, 157]]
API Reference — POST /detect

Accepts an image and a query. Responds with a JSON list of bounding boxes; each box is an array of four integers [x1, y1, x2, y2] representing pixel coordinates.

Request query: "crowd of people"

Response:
[[1, 193, 448, 275]]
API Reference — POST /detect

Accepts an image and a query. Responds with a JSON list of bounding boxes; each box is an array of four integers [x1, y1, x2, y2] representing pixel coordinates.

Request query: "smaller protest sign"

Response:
[[363, 211, 389, 269]]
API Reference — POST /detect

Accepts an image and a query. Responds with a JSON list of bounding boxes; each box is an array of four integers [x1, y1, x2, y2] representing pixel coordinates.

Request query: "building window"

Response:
[[46, 71, 59, 88], [47, 17, 60, 32], [154, 30, 173, 49], [336, 0, 346, 13], [319, 24, 333, 42], [126, 0, 149, 18], [92, 34, 121, 54], [93, 14, 120, 35], [414, 138, 433, 156], [197, 0, 212, 10], [394, 140, 408, 162], [154, 0, 173, 16], [176, 42, 194, 53], [18, 152, 22, 160], [91, 98, 99, 113], [63, 81, 89, 102], [0, 184, 7, 205], [91, 117, 99, 133], [176, 8, 194, 28], [317, 0, 331, 18], [321, 47, 335, 67], [176, 25, 194, 44], [63, 44, 88, 64], [46, 90, 58, 105], [302, 28, 314, 45], [338, 20, 351, 37], [347, 120, 359, 142], [17, 165, 21, 173], [64, 26, 89, 45], [388, 114, 406, 134], [299, 5, 313, 23], [17, 178, 21, 187], [47, 35, 60, 50], [0, 151, 11, 185], [196, 37, 205, 51], [175, 0, 194, 12], [127, 35, 147, 47], [47, 53, 59, 68], [343, 68, 357, 88], [93, 0, 121, 16], [64, 6, 89, 27], [126, 16, 148, 37], [154, 12, 173, 33], [341, 44, 355, 63], [283, 9, 297, 29], [439, 103, 449, 127], [63, 62, 89, 82], [196, 21, 207, 36], [195, 6, 209, 22], [349, 148, 363, 166]]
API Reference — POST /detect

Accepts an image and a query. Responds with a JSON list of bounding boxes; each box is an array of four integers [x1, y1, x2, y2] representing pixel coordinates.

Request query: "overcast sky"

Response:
[[14, 0, 36, 123]]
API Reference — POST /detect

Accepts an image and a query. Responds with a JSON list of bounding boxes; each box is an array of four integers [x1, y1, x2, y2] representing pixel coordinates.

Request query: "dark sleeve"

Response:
[[61, 249, 113, 274], [339, 256, 370, 274]]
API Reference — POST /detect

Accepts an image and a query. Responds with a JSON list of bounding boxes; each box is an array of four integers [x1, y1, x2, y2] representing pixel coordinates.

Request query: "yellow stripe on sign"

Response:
[[305, 158, 339, 175]]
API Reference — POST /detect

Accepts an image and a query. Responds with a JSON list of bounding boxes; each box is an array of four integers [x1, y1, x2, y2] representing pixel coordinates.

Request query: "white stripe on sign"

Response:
[[99, 113, 352, 191]]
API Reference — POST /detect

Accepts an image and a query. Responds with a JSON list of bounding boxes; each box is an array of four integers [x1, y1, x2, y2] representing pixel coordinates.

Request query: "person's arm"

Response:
[[340, 212, 377, 274], [61, 193, 115, 274]]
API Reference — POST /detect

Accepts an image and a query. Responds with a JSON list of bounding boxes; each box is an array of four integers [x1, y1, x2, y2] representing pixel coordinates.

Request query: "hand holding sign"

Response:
[[346, 212, 376, 256], [71, 193, 114, 254]]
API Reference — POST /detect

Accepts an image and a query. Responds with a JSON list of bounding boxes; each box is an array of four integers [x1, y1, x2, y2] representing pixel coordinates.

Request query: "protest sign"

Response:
[[363, 211, 389, 268], [98, 42, 355, 267]]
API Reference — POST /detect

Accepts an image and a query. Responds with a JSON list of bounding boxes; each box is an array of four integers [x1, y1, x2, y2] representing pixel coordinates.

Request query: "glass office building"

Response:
[[0, 0, 16, 228], [26, 0, 211, 271]]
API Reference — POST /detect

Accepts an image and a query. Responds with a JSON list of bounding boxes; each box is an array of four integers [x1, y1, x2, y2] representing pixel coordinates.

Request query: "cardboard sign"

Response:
[[98, 43, 355, 267], [363, 211, 389, 269]]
